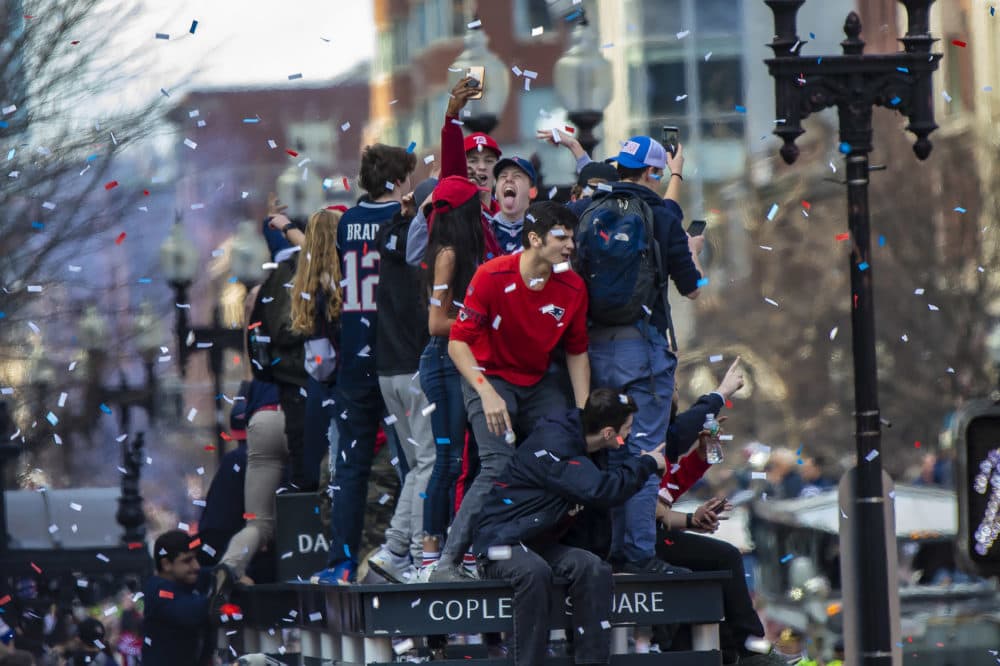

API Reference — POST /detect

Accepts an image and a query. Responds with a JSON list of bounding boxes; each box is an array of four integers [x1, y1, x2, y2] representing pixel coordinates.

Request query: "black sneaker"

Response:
[[620, 557, 691, 575]]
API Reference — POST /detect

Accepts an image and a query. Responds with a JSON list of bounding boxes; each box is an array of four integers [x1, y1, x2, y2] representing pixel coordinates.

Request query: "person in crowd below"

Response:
[[799, 456, 835, 497], [472, 388, 666, 666], [431, 201, 591, 582], [142, 530, 216, 666], [54, 618, 115, 666], [490, 155, 537, 254], [311, 144, 417, 584], [764, 448, 803, 499], [365, 178, 437, 583], [415, 175, 488, 581], [0, 617, 34, 666], [573, 135, 704, 576], [535, 127, 618, 206], [406, 77, 505, 267]]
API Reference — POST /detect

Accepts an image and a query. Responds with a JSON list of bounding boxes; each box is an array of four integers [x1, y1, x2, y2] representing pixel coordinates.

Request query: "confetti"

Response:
[[288, 73, 303, 80], [829, 326, 838, 340], [115, 232, 127, 245], [865, 449, 879, 462], [183, 138, 197, 150], [709, 355, 723, 363], [780, 554, 794, 564], [187, 408, 197, 422], [531, 26, 544, 36], [155, 32, 169, 40], [764, 297, 779, 308], [951, 39, 967, 47]]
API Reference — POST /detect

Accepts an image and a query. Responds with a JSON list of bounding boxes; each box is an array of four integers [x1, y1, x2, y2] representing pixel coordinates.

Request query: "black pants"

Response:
[[482, 543, 613, 666], [655, 527, 764, 650], [277, 382, 307, 489]]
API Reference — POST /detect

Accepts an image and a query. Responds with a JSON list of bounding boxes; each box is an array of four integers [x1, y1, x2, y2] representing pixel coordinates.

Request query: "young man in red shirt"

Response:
[[429, 201, 591, 581]]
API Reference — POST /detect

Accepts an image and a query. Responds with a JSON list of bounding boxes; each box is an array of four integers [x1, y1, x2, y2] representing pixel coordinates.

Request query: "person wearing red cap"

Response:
[[430, 201, 592, 582]]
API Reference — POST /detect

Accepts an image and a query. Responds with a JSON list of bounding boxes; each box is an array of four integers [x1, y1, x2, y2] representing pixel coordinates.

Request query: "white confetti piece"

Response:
[[423, 154, 435, 164], [676, 30, 690, 39], [504, 283, 517, 293], [187, 408, 197, 422], [601, 620, 611, 629], [492, 315, 502, 330], [267, 139, 277, 149], [864, 449, 879, 462], [829, 326, 838, 341], [759, 245, 773, 251], [421, 403, 437, 417], [764, 297, 779, 307], [468, 19, 482, 29], [309, 612, 322, 622], [766, 203, 779, 221], [341, 122, 351, 132], [2, 104, 16, 115], [512, 65, 523, 76], [531, 26, 544, 36], [553, 261, 571, 273], [96, 553, 110, 563], [927, 303, 939, 311], [751, 471, 767, 480], [70, 502, 82, 511], [183, 138, 197, 150], [384, 414, 398, 426], [487, 545, 512, 560], [709, 354, 723, 363], [27, 285, 42, 293], [394, 638, 416, 655], [914, 287, 925, 295]]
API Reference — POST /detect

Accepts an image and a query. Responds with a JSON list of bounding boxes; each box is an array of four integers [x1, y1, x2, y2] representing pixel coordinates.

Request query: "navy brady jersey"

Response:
[[337, 200, 401, 385]]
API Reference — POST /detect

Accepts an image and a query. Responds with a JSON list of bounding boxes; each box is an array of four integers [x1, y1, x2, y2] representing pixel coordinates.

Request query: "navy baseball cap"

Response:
[[493, 156, 537, 185], [615, 136, 668, 170]]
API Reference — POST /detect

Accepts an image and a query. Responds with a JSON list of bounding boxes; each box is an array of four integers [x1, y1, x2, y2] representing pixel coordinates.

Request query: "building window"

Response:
[[638, 0, 683, 38], [698, 58, 742, 114], [695, 0, 742, 35]]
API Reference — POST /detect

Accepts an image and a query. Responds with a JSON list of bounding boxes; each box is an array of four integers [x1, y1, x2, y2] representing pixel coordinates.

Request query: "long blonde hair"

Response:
[[290, 209, 344, 335]]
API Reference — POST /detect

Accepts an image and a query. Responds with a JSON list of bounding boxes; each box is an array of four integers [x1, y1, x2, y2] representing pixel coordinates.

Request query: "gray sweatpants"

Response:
[[378, 373, 435, 561]]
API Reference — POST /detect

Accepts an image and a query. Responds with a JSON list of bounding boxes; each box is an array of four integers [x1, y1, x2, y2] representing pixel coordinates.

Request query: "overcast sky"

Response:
[[122, 1, 376, 92]]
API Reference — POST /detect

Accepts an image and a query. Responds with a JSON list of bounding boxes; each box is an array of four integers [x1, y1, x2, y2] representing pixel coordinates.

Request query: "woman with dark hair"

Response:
[[416, 176, 486, 580]]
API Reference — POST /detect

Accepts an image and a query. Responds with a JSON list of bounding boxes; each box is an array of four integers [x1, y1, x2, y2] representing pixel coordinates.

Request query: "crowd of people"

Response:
[[0, 76, 799, 666]]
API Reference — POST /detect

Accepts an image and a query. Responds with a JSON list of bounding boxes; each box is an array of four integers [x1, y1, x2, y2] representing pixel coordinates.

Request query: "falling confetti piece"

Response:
[[766, 203, 779, 220], [865, 449, 879, 462], [780, 553, 794, 563], [189, 20, 198, 34], [115, 232, 127, 245], [829, 326, 838, 341], [288, 73, 303, 80], [835, 232, 850, 241], [764, 297, 779, 307], [951, 39, 967, 47], [159, 590, 174, 599]]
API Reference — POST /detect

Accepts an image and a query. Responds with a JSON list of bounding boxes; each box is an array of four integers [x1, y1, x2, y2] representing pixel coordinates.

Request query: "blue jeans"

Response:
[[589, 325, 676, 563], [327, 381, 386, 565], [419, 337, 467, 541]]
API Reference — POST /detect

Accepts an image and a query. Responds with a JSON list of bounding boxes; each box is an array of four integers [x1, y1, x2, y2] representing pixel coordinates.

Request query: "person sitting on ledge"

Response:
[[471, 388, 667, 666]]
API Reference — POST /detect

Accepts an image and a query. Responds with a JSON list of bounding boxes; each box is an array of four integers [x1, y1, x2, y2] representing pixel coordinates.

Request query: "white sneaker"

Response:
[[367, 546, 413, 584], [411, 560, 439, 583]]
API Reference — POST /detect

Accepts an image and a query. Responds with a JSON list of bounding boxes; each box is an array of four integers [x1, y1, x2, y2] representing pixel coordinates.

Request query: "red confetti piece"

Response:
[[362, 242, 368, 255], [143, 190, 150, 196], [70, 40, 80, 45], [725, 399, 734, 409], [342, 177, 350, 191], [285, 149, 298, 157], [566, 460, 581, 465], [853, 294, 859, 309], [115, 232, 127, 245], [30, 562, 42, 574], [248, 321, 262, 330], [663, 538, 674, 546], [493, 481, 509, 488], [476, 376, 484, 384], [951, 39, 967, 48], [188, 538, 202, 549], [158, 590, 174, 599], [315, 355, 323, 364], [0, 594, 11, 605], [243, 512, 257, 520], [835, 232, 849, 241], [564, 126, 576, 134], [599, 230, 609, 242], [220, 603, 242, 615], [104, 180, 118, 190], [420, 262, 428, 270], [127, 542, 143, 550], [801, 200, 811, 210], [232, 355, 241, 365], [914, 440, 921, 448], [220, 432, 232, 441], [204, 444, 216, 451]]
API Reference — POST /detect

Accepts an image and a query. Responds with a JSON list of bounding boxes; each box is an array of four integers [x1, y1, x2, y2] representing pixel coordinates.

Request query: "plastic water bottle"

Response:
[[703, 413, 724, 465]]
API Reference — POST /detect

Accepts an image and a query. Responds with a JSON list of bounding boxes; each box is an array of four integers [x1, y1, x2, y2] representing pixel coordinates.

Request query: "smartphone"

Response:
[[687, 219, 707, 236], [710, 497, 728, 513], [466, 66, 485, 100], [662, 125, 679, 157]]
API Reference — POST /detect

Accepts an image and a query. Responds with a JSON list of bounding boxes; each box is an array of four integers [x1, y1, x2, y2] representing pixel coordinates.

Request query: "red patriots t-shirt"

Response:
[[450, 253, 589, 386]]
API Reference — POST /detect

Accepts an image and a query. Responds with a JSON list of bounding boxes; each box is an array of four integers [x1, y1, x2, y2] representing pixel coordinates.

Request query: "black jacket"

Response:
[[472, 409, 659, 556], [248, 253, 308, 388], [375, 211, 430, 376]]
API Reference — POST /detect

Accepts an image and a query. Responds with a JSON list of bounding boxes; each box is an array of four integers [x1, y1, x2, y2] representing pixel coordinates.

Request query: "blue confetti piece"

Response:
[[486, 253, 495, 259], [435, 437, 451, 444], [839, 142, 852, 154], [0, 121, 8, 129], [242, 118, 260, 124], [46, 412, 58, 426], [565, 9, 583, 22], [406, 141, 417, 153], [31, 221, 43, 230], [228, 276, 238, 283], [766, 203, 779, 221], [344, 545, 351, 558], [992, 6, 996, 16], [189, 20, 198, 34], [502, 498, 513, 505], [314, 506, 319, 514], [858, 262, 869, 271], [954, 206, 967, 213], [878, 235, 886, 247], [897, 66, 909, 73], [890, 96, 901, 106], [270, 357, 281, 365], [796, 446, 802, 455], [650, 173, 662, 180], [0, 312, 5, 319], [797, 458, 803, 465], [419, 492, 427, 499], [817, 57, 822, 64], [99, 403, 112, 414], [696, 277, 709, 288], [86, 154, 99, 162], [734, 104, 746, 113], [809, 32, 816, 39], [780, 553, 794, 564], [138, 277, 152, 284]]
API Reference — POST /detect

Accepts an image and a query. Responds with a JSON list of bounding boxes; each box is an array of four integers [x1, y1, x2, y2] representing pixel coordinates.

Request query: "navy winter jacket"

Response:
[[472, 409, 659, 556]]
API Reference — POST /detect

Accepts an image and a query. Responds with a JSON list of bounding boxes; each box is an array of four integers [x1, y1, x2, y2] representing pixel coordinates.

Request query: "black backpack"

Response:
[[247, 255, 307, 386]]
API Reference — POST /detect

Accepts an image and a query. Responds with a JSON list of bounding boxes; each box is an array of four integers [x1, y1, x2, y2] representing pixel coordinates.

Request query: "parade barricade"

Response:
[[233, 571, 728, 665]]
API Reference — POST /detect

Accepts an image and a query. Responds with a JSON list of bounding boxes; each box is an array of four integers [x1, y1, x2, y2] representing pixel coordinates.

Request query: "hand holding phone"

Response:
[[662, 125, 679, 157], [687, 219, 707, 236], [466, 66, 485, 100]]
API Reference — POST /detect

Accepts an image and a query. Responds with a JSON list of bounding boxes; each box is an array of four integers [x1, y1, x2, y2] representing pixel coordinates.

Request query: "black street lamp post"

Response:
[[762, 2, 940, 664]]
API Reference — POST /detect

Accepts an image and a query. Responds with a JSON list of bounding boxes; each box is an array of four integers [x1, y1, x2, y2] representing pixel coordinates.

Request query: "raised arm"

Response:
[[441, 77, 480, 179]]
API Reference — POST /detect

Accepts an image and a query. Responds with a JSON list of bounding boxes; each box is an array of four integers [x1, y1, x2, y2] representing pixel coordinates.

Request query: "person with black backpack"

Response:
[[572, 135, 704, 575]]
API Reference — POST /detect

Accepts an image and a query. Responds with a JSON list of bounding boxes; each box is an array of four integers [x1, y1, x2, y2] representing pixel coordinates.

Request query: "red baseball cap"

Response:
[[432, 175, 489, 213], [464, 133, 502, 157]]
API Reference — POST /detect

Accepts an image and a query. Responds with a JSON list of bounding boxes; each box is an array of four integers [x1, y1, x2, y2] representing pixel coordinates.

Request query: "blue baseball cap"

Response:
[[615, 136, 668, 170], [493, 156, 537, 185]]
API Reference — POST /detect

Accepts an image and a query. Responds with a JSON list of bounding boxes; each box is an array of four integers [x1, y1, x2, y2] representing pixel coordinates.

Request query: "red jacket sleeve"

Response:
[[449, 264, 493, 347], [657, 450, 710, 504], [441, 113, 467, 180]]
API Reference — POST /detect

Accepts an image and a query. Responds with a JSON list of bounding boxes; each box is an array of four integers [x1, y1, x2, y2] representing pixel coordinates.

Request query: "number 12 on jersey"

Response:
[[341, 250, 380, 312]]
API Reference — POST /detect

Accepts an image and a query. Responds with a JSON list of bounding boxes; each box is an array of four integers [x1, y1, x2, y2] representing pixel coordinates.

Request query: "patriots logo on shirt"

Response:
[[540, 304, 565, 321], [458, 306, 488, 327]]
